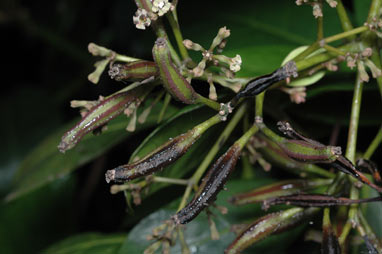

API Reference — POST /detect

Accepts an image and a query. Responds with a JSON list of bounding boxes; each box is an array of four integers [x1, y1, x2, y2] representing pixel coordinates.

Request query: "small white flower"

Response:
[[152, 0, 172, 16], [229, 54, 242, 72], [133, 8, 151, 30], [312, 4, 323, 18]]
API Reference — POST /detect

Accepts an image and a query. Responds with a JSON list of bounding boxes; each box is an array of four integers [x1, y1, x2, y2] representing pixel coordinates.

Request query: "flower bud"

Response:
[[152, 37, 198, 104], [58, 90, 142, 153], [210, 26, 231, 50], [225, 207, 318, 254], [108, 61, 158, 81]]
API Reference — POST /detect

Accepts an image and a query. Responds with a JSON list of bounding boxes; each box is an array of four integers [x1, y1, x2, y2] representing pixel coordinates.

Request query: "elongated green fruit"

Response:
[[229, 179, 331, 205], [255, 133, 335, 178], [58, 90, 141, 153], [225, 207, 318, 254], [262, 194, 382, 209], [272, 121, 382, 192], [152, 37, 197, 104], [105, 115, 221, 183], [109, 61, 158, 81], [259, 122, 342, 164], [173, 125, 258, 224]]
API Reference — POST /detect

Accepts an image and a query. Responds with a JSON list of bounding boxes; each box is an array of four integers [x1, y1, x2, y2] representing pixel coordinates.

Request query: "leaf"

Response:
[[119, 179, 307, 254], [354, 0, 372, 26], [225, 45, 296, 77], [0, 176, 76, 254], [6, 101, 177, 201], [42, 233, 126, 254]]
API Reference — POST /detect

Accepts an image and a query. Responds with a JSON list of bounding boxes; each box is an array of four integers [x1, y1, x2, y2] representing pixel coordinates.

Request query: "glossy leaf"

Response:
[[42, 233, 126, 254]]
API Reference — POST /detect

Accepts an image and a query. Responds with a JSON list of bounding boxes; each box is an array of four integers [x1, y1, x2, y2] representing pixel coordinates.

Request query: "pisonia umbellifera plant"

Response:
[[56, 0, 382, 253]]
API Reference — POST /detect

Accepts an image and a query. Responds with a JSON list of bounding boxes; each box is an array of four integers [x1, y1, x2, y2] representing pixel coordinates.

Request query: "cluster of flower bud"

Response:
[[295, 0, 337, 18], [183, 27, 241, 78], [344, 48, 382, 82], [133, 0, 174, 30]]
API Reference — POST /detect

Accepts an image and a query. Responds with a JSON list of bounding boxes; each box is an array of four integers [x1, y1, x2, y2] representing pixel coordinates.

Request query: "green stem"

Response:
[[335, 0, 355, 37], [296, 42, 360, 72], [166, 11, 190, 60], [152, 176, 189, 185], [322, 44, 346, 56], [236, 125, 259, 149], [195, 95, 221, 111], [317, 4, 324, 41], [294, 26, 366, 62], [255, 92, 265, 118], [363, 125, 382, 160], [339, 72, 364, 247], [339, 186, 359, 246], [114, 54, 141, 62], [177, 103, 247, 211], [325, 26, 367, 43], [345, 74, 363, 163], [158, 93, 171, 123]]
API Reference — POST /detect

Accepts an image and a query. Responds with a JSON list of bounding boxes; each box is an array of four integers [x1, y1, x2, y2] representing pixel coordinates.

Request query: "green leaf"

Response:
[[0, 176, 76, 254], [225, 45, 296, 77], [354, 0, 372, 26], [42, 233, 126, 254], [6, 101, 177, 201], [119, 179, 306, 254]]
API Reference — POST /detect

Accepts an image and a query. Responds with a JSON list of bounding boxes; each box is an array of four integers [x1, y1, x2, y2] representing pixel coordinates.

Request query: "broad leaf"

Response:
[[120, 179, 306, 254], [42, 233, 126, 254]]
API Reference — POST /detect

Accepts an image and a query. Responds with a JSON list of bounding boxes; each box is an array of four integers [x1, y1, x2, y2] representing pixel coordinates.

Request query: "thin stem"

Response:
[[294, 26, 366, 62], [346, 74, 363, 163], [177, 227, 190, 254], [158, 93, 171, 123], [195, 95, 221, 111], [152, 176, 189, 185], [364, 125, 382, 160], [325, 26, 367, 43], [177, 103, 247, 211], [166, 11, 190, 60], [339, 186, 359, 246], [339, 72, 364, 247], [255, 92, 265, 118], [317, 1, 324, 41], [336, 0, 355, 37], [322, 44, 346, 56], [114, 54, 141, 63], [295, 42, 360, 73]]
